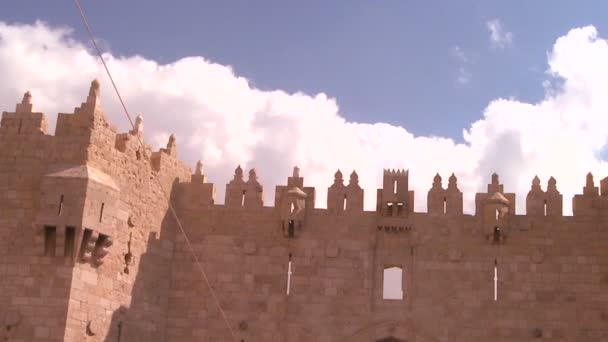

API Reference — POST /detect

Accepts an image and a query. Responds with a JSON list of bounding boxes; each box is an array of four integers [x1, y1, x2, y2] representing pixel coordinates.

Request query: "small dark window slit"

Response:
[[288, 220, 295, 238], [17, 119, 22, 134], [44, 226, 57, 257], [99, 203, 105, 222], [64, 226, 76, 258], [58, 195, 64, 216]]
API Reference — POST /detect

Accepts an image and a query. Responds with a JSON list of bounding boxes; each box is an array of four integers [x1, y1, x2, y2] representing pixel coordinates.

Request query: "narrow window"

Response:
[[495, 209, 499, 220], [443, 197, 447, 214], [99, 203, 105, 223], [543, 200, 547, 216], [17, 119, 23, 134], [494, 259, 498, 301], [493, 226, 501, 243], [64, 226, 76, 258], [393, 180, 398, 194], [79, 228, 93, 260], [290, 202, 295, 213], [343, 194, 347, 211], [286, 253, 293, 295], [382, 266, 403, 300], [58, 195, 64, 216], [397, 202, 404, 215], [288, 220, 295, 238], [241, 190, 246, 207], [44, 226, 57, 257], [387, 203, 394, 216]]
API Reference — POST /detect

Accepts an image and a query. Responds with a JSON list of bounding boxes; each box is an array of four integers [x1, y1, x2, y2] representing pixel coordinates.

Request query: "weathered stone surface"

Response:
[[1, 82, 608, 341]]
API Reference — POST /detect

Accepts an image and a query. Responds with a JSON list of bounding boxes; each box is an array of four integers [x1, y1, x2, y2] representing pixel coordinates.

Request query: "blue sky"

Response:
[[2, 2, 608, 214], [3, 1, 607, 141]]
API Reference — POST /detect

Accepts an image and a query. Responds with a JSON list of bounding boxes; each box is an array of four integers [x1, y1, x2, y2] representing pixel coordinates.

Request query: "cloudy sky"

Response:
[[2, 1, 608, 214]]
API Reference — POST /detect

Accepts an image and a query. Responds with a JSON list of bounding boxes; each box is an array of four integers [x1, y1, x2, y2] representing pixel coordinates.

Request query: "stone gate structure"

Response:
[[1, 81, 608, 341]]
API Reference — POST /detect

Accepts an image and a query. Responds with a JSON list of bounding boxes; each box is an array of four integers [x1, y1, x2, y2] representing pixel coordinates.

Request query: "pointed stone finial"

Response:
[[167, 134, 176, 149], [491, 173, 499, 185], [248, 168, 257, 181], [349, 170, 359, 185], [234, 165, 243, 180], [195, 161, 203, 176], [586, 172, 594, 187], [89, 79, 100, 97], [22, 91, 32, 105], [15, 91, 33, 113], [432, 173, 442, 189], [133, 115, 144, 134], [334, 169, 343, 183], [293, 166, 300, 178], [531, 175, 542, 192], [547, 176, 558, 193], [447, 173, 458, 190]]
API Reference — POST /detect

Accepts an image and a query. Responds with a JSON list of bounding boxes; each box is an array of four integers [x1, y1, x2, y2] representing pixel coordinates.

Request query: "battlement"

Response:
[[2, 81, 608, 219], [3, 81, 608, 342]]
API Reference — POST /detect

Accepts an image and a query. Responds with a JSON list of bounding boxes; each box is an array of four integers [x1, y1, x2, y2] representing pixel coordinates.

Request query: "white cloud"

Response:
[[1, 21, 608, 215], [487, 19, 514, 49]]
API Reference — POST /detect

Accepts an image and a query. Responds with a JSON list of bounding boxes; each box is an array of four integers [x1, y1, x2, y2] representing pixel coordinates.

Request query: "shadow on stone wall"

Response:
[[103, 179, 179, 342]]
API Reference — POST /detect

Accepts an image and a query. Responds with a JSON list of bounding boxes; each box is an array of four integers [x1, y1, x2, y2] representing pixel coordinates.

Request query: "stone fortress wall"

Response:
[[1, 81, 607, 341]]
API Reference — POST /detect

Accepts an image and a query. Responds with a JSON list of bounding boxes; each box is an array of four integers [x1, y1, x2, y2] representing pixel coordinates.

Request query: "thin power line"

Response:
[[72, 1, 238, 340]]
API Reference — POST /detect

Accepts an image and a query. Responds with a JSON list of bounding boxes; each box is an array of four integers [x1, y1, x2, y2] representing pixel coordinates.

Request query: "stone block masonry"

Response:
[[1, 80, 608, 341]]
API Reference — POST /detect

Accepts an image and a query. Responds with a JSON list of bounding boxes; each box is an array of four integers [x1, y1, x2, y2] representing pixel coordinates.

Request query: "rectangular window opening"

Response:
[[64, 226, 76, 259], [393, 180, 398, 194], [397, 202, 404, 215], [44, 226, 57, 257], [382, 266, 403, 300], [79, 228, 93, 260], [58, 195, 64, 216], [544, 200, 547, 216], [443, 198, 447, 214], [241, 190, 246, 207], [495, 209, 499, 220], [343, 194, 347, 211], [99, 203, 105, 223]]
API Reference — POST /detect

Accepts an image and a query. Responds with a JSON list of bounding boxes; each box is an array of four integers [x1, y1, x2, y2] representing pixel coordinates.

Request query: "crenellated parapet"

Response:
[[427, 173, 463, 215], [376, 169, 414, 217], [475, 173, 515, 243], [225, 166, 263, 208], [526, 176, 562, 217], [275, 167, 315, 238], [0, 91, 48, 136], [54, 80, 118, 164], [327, 169, 364, 214], [572, 172, 608, 216]]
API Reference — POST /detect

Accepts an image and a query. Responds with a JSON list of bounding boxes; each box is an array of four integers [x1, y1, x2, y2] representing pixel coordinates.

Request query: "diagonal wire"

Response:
[[72, 1, 238, 340]]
